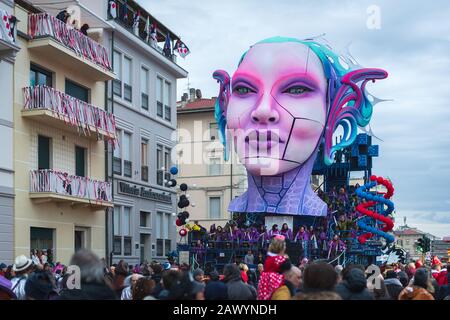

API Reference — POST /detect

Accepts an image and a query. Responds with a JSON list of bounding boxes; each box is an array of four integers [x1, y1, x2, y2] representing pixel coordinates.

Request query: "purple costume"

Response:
[[328, 239, 346, 258], [280, 229, 293, 241], [294, 230, 310, 242]]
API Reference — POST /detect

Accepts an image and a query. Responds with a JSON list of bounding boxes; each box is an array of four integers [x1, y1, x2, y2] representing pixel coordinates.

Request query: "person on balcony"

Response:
[[280, 223, 293, 241], [294, 226, 310, 258], [80, 23, 90, 36], [56, 10, 70, 24], [267, 224, 280, 239], [328, 234, 346, 261], [258, 225, 269, 245]]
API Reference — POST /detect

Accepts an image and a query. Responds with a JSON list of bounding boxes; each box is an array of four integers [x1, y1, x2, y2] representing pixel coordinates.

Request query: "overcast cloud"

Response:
[[142, 0, 450, 237]]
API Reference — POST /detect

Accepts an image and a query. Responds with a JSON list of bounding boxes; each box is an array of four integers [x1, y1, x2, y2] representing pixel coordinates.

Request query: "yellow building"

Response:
[[176, 90, 247, 230], [13, 0, 115, 263]]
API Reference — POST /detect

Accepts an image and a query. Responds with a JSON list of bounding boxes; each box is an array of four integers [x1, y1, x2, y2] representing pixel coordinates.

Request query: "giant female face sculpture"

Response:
[[213, 37, 387, 216]]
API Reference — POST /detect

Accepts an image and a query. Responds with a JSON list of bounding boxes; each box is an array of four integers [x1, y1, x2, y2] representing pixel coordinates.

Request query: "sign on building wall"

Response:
[[264, 216, 294, 231], [117, 181, 172, 204], [179, 251, 190, 265]]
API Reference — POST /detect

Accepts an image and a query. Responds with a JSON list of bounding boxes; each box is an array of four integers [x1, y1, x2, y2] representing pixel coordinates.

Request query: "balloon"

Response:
[[171, 212, 177, 217], [180, 183, 188, 191], [170, 166, 178, 175], [185, 218, 190, 224], [191, 202, 196, 207], [176, 219, 183, 226], [179, 228, 187, 237], [179, 195, 187, 201], [169, 179, 177, 187], [182, 211, 189, 218]]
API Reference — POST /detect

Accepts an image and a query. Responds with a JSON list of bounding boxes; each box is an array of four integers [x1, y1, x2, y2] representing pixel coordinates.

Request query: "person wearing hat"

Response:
[[399, 267, 434, 300], [11, 255, 34, 300], [384, 270, 403, 300], [431, 256, 448, 286], [0, 275, 17, 300]]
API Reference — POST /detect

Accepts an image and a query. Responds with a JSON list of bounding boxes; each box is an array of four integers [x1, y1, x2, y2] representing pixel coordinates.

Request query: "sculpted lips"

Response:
[[244, 130, 285, 151]]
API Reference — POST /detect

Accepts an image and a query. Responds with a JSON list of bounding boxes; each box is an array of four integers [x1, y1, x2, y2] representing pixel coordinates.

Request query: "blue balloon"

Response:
[[170, 166, 178, 175]]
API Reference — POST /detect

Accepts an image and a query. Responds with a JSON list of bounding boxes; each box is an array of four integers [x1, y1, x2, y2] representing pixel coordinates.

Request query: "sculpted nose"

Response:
[[250, 99, 280, 124]]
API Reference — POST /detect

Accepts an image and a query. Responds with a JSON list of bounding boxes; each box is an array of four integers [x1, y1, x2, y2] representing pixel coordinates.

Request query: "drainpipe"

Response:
[[105, 29, 116, 266]]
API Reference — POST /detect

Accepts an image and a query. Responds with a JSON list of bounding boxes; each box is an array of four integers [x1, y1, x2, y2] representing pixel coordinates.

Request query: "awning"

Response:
[[26, 0, 115, 29]]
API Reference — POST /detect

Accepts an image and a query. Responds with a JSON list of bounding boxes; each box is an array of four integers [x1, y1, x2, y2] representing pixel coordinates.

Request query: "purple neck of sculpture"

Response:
[[228, 149, 327, 216]]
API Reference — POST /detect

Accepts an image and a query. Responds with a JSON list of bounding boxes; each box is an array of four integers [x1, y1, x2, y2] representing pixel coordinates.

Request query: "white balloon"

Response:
[[186, 194, 190, 198], [185, 218, 190, 223], [191, 203, 196, 207], [192, 184, 197, 187], [171, 212, 176, 217]]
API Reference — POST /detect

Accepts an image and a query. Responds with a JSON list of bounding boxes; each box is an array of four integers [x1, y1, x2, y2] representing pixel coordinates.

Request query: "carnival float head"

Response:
[[213, 36, 388, 176]]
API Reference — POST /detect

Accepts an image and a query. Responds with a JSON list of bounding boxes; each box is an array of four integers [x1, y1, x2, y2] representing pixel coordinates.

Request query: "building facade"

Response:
[[176, 91, 247, 230], [88, 0, 188, 264], [394, 225, 439, 262], [0, 0, 20, 265], [12, 0, 115, 263]]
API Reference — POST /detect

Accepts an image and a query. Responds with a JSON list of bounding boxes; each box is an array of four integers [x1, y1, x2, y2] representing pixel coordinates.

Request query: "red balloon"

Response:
[[370, 175, 377, 181], [176, 219, 182, 226], [377, 177, 384, 184], [179, 228, 187, 237]]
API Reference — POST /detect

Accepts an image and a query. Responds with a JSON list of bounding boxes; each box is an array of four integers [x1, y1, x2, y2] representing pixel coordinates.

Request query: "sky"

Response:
[[141, 0, 450, 238]]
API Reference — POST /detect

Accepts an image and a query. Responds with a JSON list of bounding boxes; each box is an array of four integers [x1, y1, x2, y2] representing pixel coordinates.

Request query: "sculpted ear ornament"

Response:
[[212, 70, 231, 160]]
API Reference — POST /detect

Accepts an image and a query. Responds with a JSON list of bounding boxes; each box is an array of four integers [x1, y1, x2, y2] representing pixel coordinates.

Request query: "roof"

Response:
[[394, 228, 425, 236], [177, 98, 216, 113]]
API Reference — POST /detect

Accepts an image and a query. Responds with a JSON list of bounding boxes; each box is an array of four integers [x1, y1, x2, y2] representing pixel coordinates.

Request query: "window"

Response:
[[141, 67, 149, 110], [124, 56, 132, 102], [30, 64, 52, 87], [113, 206, 121, 236], [156, 212, 171, 257], [123, 132, 132, 177], [123, 207, 131, 236], [209, 197, 221, 219], [65, 79, 89, 103], [75, 146, 86, 177], [124, 237, 132, 256], [165, 239, 171, 256], [164, 81, 171, 121], [156, 77, 163, 117], [156, 144, 163, 185], [208, 157, 222, 176], [113, 129, 122, 175], [209, 123, 218, 141], [38, 135, 51, 170], [140, 211, 150, 228], [156, 239, 164, 257], [141, 139, 148, 182], [113, 51, 122, 97]]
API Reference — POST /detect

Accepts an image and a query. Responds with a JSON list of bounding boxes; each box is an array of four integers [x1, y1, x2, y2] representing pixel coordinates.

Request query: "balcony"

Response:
[[29, 169, 113, 209], [22, 85, 117, 142], [27, 13, 115, 81]]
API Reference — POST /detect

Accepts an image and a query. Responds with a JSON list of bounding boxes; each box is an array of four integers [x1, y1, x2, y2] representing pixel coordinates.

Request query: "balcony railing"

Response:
[[23, 85, 116, 141], [28, 13, 112, 71], [30, 169, 112, 204]]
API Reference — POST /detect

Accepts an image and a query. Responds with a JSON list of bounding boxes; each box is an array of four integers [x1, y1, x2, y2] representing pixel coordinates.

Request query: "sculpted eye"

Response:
[[233, 85, 255, 95], [283, 85, 312, 95]]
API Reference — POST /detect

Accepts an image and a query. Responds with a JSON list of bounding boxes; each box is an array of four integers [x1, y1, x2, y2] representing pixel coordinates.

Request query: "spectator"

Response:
[[223, 264, 256, 300], [397, 271, 409, 288], [0, 275, 16, 300], [132, 277, 156, 300], [80, 23, 89, 36], [244, 250, 254, 266], [112, 260, 129, 298], [24, 271, 57, 300], [239, 263, 249, 283], [398, 268, 434, 300], [0, 263, 6, 277], [11, 254, 34, 300], [56, 10, 70, 23], [159, 270, 181, 299], [272, 265, 301, 300], [295, 262, 339, 300], [335, 265, 374, 300], [205, 270, 228, 300], [121, 273, 143, 300], [150, 263, 164, 297], [57, 250, 116, 300], [437, 269, 450, 300], [255, 263, 264, 285], [193, 268, 205, 287], [384, 270, 403, 300]]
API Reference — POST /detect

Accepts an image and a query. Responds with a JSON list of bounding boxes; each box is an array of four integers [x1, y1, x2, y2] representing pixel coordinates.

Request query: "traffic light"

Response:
[[415, 237, 424, 252], [423, 236, 431, 253]]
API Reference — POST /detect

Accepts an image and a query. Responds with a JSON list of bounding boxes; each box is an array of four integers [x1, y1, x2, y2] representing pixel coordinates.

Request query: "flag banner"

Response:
[[109, 0, 117, 19], [174, 39, 190, 58], [23, 85, 117, 144], [163, 32, 171, 57], [0, 9, 14, 43], [30, 169, 112, 203], [28, 13, 112, 71]]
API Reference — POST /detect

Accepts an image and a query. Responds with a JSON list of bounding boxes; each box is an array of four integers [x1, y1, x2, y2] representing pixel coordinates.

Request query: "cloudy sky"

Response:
[[142, 0, 450, 237]]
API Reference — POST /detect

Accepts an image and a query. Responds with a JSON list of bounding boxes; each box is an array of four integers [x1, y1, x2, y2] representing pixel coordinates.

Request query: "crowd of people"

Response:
[[0, 236, 448, 301]]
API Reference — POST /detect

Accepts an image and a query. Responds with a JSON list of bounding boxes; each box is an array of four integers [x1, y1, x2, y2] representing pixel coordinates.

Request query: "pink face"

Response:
[[226, 42, 327, 175]]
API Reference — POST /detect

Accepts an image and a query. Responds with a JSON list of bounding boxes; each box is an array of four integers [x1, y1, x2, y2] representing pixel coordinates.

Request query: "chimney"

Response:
[[181, 93, 188, 102], [189, 88, 196, 102]]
